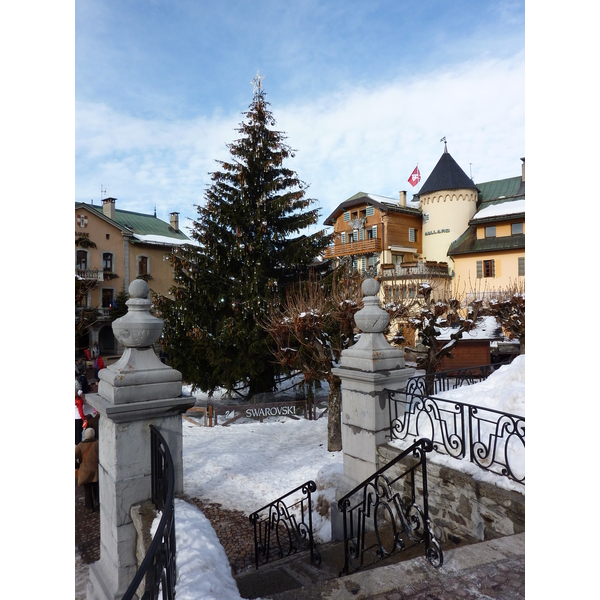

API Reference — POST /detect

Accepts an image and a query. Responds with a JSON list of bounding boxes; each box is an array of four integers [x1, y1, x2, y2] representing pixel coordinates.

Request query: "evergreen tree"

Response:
[[156, 75, 332, 396]]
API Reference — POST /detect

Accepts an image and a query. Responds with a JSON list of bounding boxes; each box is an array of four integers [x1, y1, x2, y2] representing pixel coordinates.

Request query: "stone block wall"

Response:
[[377, 444, 524, 545]]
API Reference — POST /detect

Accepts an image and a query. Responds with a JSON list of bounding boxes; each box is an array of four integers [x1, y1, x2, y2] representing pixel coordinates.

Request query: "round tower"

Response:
[[419, 144, 478, 266]]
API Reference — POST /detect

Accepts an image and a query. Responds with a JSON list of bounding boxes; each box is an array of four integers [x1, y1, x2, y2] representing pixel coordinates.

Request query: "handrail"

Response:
[[122, 425, 176, 600], [249, 480, 320, 569], [337, 438, 443, 575]]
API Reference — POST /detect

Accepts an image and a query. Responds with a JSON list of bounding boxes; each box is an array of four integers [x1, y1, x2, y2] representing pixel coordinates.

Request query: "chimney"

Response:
[[399, 190, 407, 207], [170, 212, 180, 231], [102, 197, 116, 220], [521, 157, 525, 182]]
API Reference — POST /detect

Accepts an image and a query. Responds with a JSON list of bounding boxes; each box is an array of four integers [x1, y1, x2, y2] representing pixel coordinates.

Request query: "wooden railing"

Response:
[[323, 238, 382, 258]]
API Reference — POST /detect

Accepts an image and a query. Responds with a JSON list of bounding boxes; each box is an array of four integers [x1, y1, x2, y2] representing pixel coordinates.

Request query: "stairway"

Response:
[[234, 527, 440, 600]]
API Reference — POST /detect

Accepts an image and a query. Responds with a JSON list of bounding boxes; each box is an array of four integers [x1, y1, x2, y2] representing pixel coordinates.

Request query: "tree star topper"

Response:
[[251, 71, 265, 95]]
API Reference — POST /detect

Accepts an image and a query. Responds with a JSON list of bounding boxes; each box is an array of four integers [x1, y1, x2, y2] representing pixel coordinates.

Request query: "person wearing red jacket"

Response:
[[75, 389, 86, 444]]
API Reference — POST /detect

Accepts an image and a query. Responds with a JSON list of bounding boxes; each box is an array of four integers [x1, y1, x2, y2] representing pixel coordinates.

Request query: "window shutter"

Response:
[[518, 257, 525, 276], [359, 228, 364, 241], [354, 229, 359, 242], [372, 225, 377, 238], [366, 206, 374, 216], [361, 257, 366, 271], [341, 232, 346, 244], [491, 259, 495, 278], [409, 228, 416, 242], [476, 260, 483, 278], [344, 211, 350, 221]]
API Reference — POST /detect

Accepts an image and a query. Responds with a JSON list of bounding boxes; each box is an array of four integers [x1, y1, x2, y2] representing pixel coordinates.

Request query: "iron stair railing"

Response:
[[337, 438, 443, 576], [249, 480, 321, 570], [122, 425, 177, 600]]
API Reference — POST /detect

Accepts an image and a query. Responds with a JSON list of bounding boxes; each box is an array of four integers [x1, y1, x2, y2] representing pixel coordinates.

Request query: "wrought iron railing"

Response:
[[388, 387, 525, 484], [404, 362, 508, 397], [249, 481, 321, 569], [337, 438, 443, 576], [123, 425, 177, 600]]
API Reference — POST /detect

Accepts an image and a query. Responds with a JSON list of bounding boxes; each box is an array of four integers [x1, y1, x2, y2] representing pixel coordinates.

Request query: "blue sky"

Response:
[[74, 0, 525, 237]]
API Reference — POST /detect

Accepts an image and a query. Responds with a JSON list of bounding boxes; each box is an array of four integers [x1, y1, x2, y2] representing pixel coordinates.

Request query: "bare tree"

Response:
[[261, 268, 362, 451], [486, 280, 525, 354]]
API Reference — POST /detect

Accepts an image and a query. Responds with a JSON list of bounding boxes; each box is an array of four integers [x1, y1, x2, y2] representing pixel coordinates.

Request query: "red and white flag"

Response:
[[408, 165, 421, 187]]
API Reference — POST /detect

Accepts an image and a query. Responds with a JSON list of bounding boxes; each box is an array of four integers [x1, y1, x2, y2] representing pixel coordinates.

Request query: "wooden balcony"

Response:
[[323, 238, 382, 258]]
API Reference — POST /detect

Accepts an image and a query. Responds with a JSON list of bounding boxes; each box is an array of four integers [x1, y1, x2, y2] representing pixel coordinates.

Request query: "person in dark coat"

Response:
[[76, 427, 99, 511]]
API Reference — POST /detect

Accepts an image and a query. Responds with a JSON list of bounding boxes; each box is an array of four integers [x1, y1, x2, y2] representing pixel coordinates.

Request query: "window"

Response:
[[343, 211, 350, 222], [367, 225, 377, 239], [477, 259, 495, 278], [76, 250, 87, 271], [102, 288, 114, 308], [138, 256, 149, 276], [409, 228, 417, 243], [512, 223, 524, 235], [102, 252, 113, 273], [485, 226, 496, 238], [518, 257, 525, 276], [366, 206, 374, 217]]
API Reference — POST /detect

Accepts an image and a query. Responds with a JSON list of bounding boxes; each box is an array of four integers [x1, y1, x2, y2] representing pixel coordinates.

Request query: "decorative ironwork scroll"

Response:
[[337, 438, 443, 576], [249, 480, 321, 570]]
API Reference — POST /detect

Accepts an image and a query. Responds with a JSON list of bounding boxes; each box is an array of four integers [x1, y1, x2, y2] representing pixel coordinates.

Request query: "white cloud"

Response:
[[76, 52, 524, 235]]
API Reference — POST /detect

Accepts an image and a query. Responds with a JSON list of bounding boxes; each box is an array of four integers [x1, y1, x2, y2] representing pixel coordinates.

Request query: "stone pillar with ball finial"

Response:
[[85, 279, 194, 600], [330, 278, 415, 539]]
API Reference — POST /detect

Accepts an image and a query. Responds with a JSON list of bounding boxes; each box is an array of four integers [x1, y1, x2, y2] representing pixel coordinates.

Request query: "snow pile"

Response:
[[152, 499, 244, 600]]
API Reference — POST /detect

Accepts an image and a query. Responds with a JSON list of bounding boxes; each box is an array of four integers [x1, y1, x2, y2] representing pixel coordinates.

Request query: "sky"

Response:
[[74, 0, 526, 237], [75, 356, 525, 599]]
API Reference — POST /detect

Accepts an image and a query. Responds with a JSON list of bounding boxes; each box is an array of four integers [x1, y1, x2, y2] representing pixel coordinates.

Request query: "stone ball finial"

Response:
[[111, 278, 163, 348], [129, 278, 149, 299], [361, 278, 380, 297], [354, 278, 389, 333]]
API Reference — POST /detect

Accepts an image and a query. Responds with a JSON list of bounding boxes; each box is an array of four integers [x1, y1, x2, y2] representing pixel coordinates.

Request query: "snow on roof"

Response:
[[437, 315, 503, 340], [472, 199, 525, 221], [133, 233, 198, 246]]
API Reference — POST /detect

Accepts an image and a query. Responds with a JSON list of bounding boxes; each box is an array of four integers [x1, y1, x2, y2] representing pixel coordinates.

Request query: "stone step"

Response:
[[235, 527, 450, 600]]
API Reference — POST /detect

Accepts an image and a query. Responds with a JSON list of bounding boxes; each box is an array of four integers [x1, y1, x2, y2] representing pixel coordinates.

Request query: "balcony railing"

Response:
[[323, 238, 382, 258], [76, 268, 104, 281], [380, 261, 450, 278]]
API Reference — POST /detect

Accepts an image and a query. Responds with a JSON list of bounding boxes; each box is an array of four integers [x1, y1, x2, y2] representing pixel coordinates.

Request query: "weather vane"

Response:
[[251, 71, 265, 94]]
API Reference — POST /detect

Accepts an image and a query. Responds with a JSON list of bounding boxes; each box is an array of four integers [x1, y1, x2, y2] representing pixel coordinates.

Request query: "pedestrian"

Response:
[[75, 389, 95, 444], [84, 409, 100, 439], [94, 355, 105, 380], [92, 342, 99, 358], [84, 347, 91, 362], [78, 371, 90, 394], [76, 357, 86, 378], [75, 427, 99, 512]]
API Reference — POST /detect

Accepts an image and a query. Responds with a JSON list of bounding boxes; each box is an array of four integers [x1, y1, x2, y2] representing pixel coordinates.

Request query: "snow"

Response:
[[471, 199, 525, 220], [78, 357, 524, 599], [437, 315, 503, 340], [132, 233, 199, 246]]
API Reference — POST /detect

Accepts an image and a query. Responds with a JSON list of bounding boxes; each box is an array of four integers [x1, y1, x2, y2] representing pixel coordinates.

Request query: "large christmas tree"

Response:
[[156, 74, 332, 396]]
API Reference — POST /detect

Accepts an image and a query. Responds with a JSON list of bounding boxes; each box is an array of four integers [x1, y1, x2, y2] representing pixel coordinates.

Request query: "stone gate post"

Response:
[[330, 278, 415, 539], [85, 280, 194, 600]]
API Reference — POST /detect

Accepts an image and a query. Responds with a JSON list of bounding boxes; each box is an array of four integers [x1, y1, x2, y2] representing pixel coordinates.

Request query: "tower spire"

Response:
[[440, 136, 447, 153]]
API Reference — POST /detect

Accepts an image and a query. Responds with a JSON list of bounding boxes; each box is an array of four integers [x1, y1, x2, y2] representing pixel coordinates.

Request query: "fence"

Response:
[[388, 384, 525, 484], [337, 438, 443, 575], [248, 481, 321, 569], [122, 425, 177, 600]]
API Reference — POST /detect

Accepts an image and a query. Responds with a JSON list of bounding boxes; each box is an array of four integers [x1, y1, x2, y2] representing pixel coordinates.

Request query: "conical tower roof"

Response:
[[419, 147, 477, 195]]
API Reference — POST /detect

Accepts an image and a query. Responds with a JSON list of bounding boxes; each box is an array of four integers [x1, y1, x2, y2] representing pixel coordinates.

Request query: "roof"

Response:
[[418, 149, 478, 196], [76, 202, 191, 245], [437, 315, 503, 341], [323, 192, 421, 226], [476, 176, 523, 203]]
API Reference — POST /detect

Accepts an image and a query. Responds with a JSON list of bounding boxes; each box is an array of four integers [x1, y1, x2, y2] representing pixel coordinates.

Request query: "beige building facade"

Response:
[[75, 198, 191, 356]]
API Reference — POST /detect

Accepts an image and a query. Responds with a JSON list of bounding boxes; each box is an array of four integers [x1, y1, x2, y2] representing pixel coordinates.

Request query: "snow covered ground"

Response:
[[76, 356, 525, 600]]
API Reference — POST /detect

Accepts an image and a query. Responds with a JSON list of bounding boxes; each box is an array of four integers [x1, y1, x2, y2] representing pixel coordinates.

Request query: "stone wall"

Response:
[[377, 444, 525, 545]]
